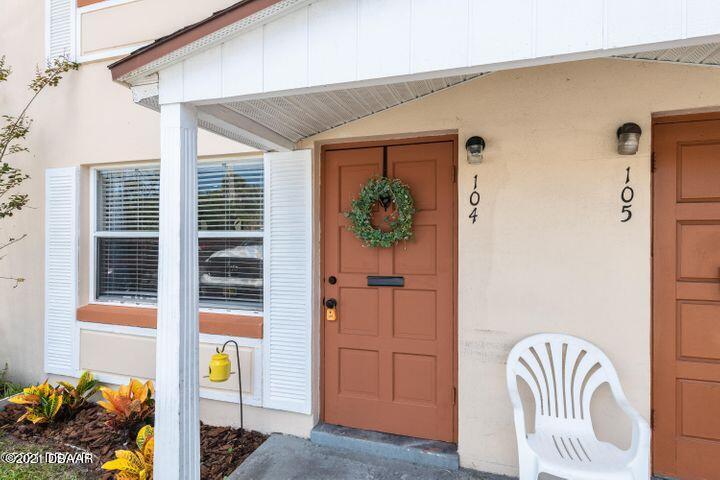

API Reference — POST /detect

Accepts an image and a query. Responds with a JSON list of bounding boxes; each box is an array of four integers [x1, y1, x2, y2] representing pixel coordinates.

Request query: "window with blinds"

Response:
[[94, 160, 264, 311]]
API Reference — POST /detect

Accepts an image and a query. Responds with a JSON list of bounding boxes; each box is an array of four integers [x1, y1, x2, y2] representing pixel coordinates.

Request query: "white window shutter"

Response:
[[45, 0, 75, 61], [263, 150, 313, 414], [45, 167, 79, 376]]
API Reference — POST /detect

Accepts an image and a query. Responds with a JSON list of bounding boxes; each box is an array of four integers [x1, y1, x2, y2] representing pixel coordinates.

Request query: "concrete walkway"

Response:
[[230, 434, 513, 480]]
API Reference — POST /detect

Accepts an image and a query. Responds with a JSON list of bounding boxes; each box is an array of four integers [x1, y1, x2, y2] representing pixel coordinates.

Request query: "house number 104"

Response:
[[469, 174, 480, 224]]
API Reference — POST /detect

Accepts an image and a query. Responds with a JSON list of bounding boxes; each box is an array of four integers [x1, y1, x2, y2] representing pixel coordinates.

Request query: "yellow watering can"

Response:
[[208, 352, 232, 382], [206, 340, 244, 430]]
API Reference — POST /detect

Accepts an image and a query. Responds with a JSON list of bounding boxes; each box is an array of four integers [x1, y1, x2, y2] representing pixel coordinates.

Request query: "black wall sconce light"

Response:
[[617, 122, 642, 155], [465, 136, 486, 164]]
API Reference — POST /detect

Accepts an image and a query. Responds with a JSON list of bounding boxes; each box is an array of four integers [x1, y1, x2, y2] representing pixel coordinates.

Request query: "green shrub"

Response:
[[9, 371, 99, 424], [0, 364, 22, 398]]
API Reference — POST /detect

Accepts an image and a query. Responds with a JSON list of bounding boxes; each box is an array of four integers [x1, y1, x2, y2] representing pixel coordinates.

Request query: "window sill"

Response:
[[76, 304, 262, 338], [77, 0, 109, 7]]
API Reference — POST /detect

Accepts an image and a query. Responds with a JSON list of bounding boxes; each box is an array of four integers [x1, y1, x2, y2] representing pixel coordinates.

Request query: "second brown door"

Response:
[[653, 115, 720, 479], [322, 138, 456, 442]]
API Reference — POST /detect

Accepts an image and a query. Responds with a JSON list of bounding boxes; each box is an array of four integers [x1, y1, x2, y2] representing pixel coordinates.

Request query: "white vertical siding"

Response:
[[263, 8, 309, 93], [606, 0, 683, 47], [263, 150, 313, 414], [158, 0, 720, 104], [469, 0, 534, 65], [44, 167, 79, 376], [410, 0, 469, 72], [221, 28, 265, 98], [308, 0, 358, 86], [358, 0, 412, 80], [535, 0, 604, 56], [687, 0, 720, 37], [183, 46, 222, 102]]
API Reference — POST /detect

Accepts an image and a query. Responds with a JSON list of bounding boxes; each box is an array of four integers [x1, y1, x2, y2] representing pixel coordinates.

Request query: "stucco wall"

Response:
[[300, 58, 720, 475], [72, 329, 314, 437], [79, 330, 256, 396], [78, 0, 234, 57], [0, 0, 251, 385]]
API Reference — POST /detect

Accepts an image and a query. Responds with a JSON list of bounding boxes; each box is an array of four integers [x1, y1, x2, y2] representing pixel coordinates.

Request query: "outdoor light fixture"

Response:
[[465, 136, 486, 164], [616, 122, 642, 155], [208, 340, 244, 430]]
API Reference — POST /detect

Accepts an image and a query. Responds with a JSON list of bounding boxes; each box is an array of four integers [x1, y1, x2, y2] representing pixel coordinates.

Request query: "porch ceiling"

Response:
[[135, 92, 279, 151], [222, 74, 483, 144], [159, 73, 486, 151], [617, 42, 720, 66]]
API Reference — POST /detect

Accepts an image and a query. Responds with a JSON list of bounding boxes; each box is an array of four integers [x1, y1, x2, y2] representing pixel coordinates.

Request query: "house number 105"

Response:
[[620, 166, 634, 223], [469, 174, 480, 224]]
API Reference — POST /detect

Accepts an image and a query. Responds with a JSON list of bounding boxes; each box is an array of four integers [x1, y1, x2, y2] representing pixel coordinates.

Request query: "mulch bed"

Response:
[[0, 403, 267, 479]]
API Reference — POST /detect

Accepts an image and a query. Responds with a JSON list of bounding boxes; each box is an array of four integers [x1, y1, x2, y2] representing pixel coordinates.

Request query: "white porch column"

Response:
[[154, 103, 200, 480]]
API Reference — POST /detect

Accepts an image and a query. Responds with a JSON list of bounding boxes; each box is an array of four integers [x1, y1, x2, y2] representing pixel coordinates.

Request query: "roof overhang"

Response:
[[111, 0, 720, 151], [131, 72, 486, 151]]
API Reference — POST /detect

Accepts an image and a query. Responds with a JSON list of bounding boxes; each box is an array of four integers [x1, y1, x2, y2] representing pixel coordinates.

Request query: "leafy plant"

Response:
[[102, 424, 154, 480], [0, 363, 22, 398], [58, 370, 99, 414], [0, 55, 78, 287], [98, 379, 155, 429], [9, 381, 64, 424], [9, 371, 98, 424]]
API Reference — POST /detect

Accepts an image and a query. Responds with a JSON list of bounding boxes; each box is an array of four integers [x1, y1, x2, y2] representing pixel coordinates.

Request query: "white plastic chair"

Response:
[[506, 334, 650, 480]]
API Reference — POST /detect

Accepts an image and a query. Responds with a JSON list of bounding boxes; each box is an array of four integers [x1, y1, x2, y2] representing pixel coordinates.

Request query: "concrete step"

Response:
[[310, 423, 460, 470]]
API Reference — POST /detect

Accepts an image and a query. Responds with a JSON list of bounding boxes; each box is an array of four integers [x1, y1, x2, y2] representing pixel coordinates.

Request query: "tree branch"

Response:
[[0, 234, 27, 251], [0, 275, 25, 288], [0, 57, 78, 161]]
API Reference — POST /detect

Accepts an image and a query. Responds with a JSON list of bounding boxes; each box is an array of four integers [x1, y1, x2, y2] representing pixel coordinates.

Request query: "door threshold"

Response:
[[310, 423, 459, 470]]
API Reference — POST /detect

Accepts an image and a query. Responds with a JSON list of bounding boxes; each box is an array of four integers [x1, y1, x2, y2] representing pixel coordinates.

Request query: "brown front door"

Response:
[[322, 137, 456, 442], [654, 114, 720, 479]]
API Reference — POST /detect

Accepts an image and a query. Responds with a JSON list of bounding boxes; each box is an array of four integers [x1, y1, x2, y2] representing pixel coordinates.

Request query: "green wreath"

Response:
[[344, 176, 415, 248]]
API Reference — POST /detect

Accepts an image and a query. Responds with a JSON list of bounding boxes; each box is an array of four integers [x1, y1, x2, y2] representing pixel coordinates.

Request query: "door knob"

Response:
[[325, 298, 337, 309]]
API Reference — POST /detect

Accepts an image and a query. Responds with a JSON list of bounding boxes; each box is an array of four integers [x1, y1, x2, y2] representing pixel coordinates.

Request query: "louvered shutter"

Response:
[[45, 0, 75, 60], [263, 150, 312, 413], [45, 167, 79, 376]]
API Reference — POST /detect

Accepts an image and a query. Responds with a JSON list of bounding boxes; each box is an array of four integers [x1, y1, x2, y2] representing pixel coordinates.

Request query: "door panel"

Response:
[[653, 117, 720, 479], [322, 139, 456, 442]]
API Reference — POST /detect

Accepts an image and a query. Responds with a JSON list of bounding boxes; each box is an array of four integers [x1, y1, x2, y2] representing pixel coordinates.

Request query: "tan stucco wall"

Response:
[[79, 0, 235, 57], [73, 329, 314, 437], [0, 0, 253, 386], [79, 330, 255, 394], [72, 328, 317, 437], [200, 399, 314, 437], [300, 58, 720, 475]]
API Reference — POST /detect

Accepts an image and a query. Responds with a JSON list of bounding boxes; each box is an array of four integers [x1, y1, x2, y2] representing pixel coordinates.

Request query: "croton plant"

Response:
[[9, 370, 99, 424], [98, 378, 155, 429], [102, 424, 155, 480]]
